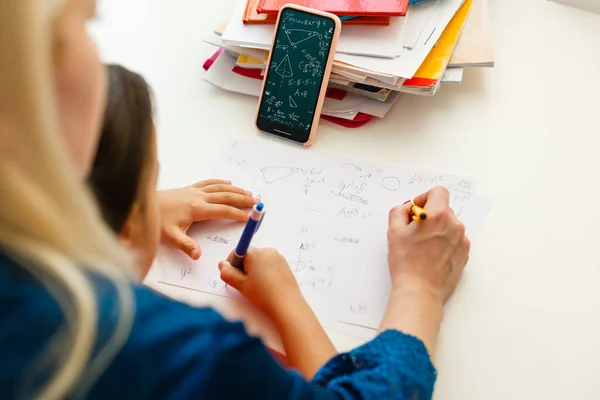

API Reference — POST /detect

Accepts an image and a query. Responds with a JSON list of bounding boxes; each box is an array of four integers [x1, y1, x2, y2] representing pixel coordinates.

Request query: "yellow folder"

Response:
[[411, 0, 474, 82]]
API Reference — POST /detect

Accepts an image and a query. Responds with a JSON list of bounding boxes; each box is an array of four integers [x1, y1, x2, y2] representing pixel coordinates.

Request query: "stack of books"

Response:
[[204, 0, 495, 127]]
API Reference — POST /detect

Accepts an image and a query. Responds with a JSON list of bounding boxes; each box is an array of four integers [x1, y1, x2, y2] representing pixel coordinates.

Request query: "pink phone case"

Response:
[[255, 4, 342, 147]]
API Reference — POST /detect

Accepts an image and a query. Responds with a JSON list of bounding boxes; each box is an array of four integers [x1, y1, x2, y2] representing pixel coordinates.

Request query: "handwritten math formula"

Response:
[[162, 141, 486, 331]]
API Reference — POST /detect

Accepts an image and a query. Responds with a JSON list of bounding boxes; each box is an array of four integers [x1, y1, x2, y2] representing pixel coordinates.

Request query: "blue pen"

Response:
[[231, 202, 265, 270]]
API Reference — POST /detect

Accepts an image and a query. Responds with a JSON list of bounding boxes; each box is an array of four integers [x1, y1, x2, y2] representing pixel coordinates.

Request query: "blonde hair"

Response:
[[0, 1, 135, 398]]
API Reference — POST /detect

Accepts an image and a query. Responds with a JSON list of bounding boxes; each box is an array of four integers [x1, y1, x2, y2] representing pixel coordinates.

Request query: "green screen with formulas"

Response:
[[257, 8, 336, 137]]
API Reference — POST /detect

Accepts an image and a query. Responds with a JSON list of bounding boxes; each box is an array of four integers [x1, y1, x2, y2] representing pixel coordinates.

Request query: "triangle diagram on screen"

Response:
[[285, 29, 319, 47], [289, 96, 298, 108], [274, 55, 293, 78], [261, 166, 300, 185]]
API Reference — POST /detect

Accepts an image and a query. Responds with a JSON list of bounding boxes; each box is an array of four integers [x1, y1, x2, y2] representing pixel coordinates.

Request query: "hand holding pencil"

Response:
[[387, 186, 470, 305]]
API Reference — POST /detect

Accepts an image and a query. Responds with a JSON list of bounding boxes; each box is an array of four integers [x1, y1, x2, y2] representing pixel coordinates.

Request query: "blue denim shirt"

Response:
[[0, 253, 436, 399]]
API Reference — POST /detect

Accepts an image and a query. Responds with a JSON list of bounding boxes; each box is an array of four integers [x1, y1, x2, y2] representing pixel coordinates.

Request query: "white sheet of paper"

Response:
[[442, 67, 464, 83], [204, 33, 269, 62], [221, 0, 407, 59], [335, 0, 465, 79], [357, 91, 401, 118], [331, 69, 368, 83], [325, 320, 378, 341], [203, 51, 263, 96], [401, 2, 434, 50], [329, 77, 352, 85], [161, 140, 491, 331], [333, 62, 401, 86]]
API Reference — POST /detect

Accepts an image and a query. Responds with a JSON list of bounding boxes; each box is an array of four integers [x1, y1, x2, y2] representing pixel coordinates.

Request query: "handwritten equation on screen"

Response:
[[258, 9, 334, 131]]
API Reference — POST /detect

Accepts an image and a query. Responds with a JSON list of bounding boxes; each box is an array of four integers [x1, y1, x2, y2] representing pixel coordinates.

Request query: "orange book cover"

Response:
[[244, 0, 270, 23], [257, 0, 409, 17], [404, 0, 473, 88]]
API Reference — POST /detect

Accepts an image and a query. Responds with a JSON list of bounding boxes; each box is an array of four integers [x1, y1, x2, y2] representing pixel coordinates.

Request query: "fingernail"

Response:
[[190, 249, 200, 260], [403, 200, 411, 205], [253, 198, 260, 203], [245, 191, 252, 196], [225, 180, 232, 184]]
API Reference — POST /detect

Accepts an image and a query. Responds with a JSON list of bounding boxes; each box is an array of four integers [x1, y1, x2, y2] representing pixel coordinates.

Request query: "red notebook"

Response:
[[258, 0, 409, 17]]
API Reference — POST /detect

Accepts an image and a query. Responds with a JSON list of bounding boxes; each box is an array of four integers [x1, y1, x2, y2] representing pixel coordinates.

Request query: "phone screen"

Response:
[[256, 8, 337, 144]]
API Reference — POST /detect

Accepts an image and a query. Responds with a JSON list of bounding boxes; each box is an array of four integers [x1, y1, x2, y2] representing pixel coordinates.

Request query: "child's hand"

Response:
[[221, 248, 337, 379], [158, 180, 258, 260], [218, 247, 302, 319]]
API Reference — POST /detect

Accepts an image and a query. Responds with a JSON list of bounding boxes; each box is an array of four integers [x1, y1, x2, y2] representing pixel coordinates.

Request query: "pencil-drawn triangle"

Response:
[[289, 96, 298, 108], [274, 55, 293, 78], [261, 166, 300, 185], [285, 29, 319, 47]]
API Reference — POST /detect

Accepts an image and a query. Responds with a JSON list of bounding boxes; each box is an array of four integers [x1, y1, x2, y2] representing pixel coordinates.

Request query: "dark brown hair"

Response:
[[88, 64, 154, 233]]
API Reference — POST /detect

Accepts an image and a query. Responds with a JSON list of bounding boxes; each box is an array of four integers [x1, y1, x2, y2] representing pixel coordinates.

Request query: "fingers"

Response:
[[194, 204, 249, 222], [388, 201, 414, 227], [413, 186, 450, 213], [219, 260, 245, 289], [163, 227, 201, 260], [246, 246, 278, 262], [192, 179, 232, 189], [203, 192, 257, 208], [226, 250, 235, 263], [200, 183, 252, 197]]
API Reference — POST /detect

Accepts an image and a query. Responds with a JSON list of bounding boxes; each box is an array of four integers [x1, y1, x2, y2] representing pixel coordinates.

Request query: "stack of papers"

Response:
[[204, 0, 495, 125], [205, 50, 401, 120]]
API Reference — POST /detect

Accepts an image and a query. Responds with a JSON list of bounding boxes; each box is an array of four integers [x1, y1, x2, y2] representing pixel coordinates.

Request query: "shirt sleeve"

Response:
[[312, 330, 437, 399], [91, 286, 436, 400]]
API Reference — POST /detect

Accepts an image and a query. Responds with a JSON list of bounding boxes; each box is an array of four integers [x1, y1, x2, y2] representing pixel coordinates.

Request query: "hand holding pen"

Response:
[[388, 187, 470, 305], [218, 201, 303, 318]]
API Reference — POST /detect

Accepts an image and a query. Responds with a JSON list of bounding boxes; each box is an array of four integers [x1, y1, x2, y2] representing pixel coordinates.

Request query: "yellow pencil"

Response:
[[410, 204, 428, 222]]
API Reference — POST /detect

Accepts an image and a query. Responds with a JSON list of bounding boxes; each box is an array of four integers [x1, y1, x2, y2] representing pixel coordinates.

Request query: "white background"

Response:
[[549, 0, 600, 14], [90, 0, 600, 399]]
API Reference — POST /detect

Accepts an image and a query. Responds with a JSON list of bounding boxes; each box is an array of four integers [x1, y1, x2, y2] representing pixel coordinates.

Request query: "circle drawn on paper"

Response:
[[381, 176, 401, 192]]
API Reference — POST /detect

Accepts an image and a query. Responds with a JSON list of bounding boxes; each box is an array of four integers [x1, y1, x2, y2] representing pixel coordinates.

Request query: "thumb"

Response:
[[219, 261, 246, 290], [164, 227, 201, 260]]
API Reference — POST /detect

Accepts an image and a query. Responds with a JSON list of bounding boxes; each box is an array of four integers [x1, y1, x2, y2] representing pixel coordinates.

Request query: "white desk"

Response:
[[91, 0, 600, 398]]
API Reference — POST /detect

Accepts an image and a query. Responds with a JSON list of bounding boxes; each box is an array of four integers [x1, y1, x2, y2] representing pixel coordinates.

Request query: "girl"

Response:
[[88, 62, 343, 381], [0, 0, 470, 399], [88, 64, 257, 276]]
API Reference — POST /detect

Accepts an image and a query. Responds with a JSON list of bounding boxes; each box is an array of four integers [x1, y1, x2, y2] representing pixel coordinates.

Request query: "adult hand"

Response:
[[158, 179, 257, 260], [218, 247, 302, 319], [387, 186, 470, 305]]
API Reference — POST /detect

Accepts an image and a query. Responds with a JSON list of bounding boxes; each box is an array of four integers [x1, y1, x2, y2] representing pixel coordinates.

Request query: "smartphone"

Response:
[[256, 5, 341, 146]]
